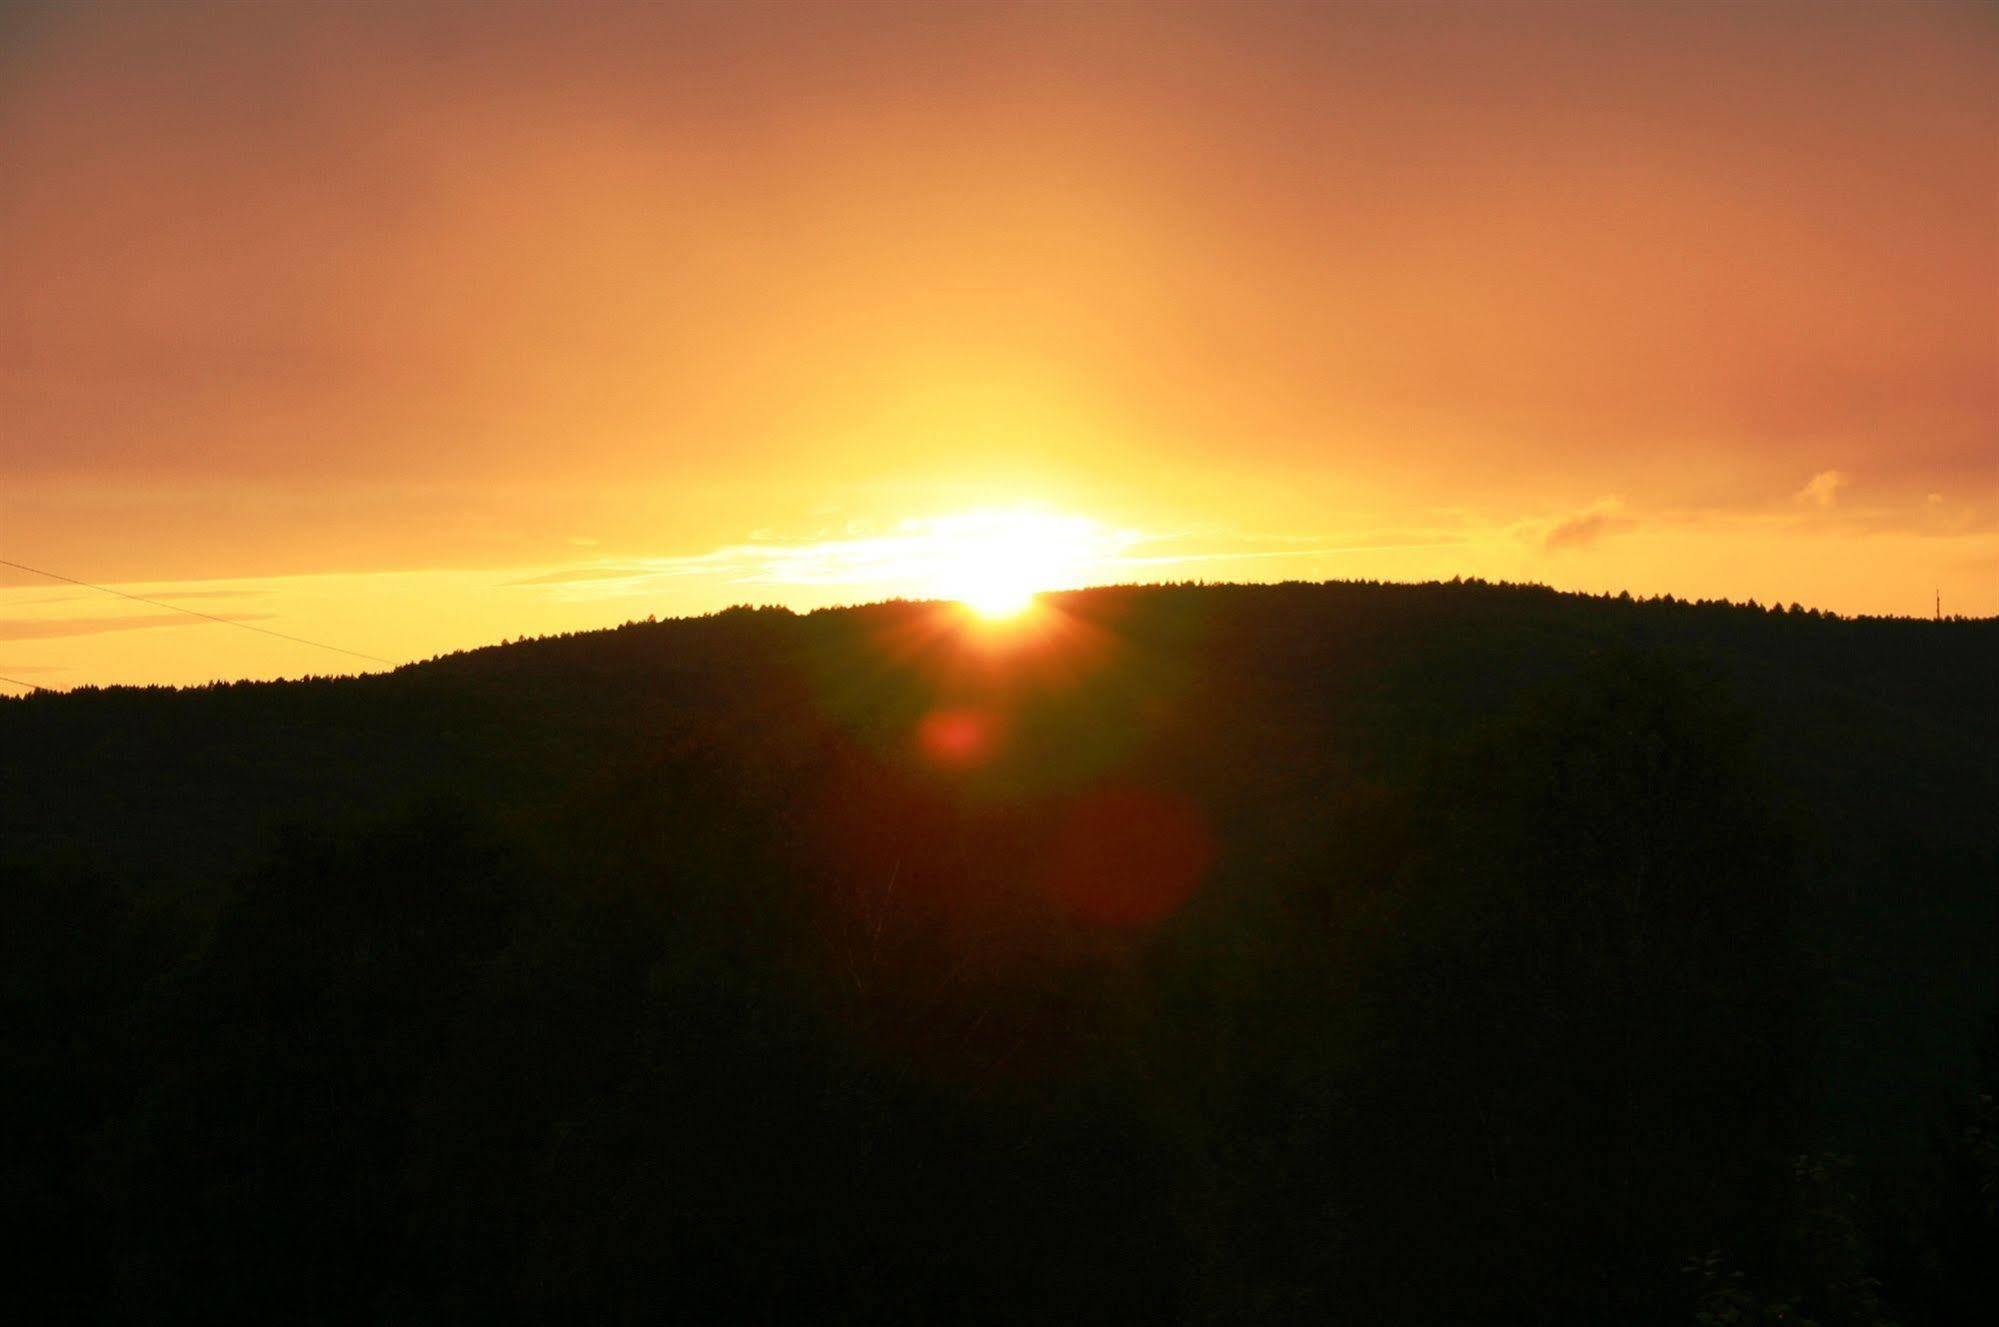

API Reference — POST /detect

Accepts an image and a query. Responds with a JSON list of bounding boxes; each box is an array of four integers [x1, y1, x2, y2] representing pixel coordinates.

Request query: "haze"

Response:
[[3, 0, 1993, 687]]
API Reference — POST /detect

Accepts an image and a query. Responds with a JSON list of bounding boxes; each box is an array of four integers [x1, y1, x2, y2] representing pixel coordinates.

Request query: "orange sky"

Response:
[[3, 0, 1994, 688]]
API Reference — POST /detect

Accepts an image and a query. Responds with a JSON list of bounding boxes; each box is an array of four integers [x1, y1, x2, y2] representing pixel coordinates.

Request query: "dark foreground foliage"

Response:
[[3, 581, 1995, 1323]]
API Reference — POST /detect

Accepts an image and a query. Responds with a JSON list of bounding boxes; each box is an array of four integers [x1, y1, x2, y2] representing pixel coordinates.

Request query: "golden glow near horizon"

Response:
[[911, 509, 1117, 619], [1, 0, 1994, 688]]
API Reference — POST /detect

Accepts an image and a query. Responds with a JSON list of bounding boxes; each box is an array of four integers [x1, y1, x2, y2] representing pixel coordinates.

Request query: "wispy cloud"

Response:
[[507, 515, 1129, 601], [0, 591, 91, 607], [0, 613, 276, 641], [1113, 532, 1469, 570], [1538, 499, 1636, 552], [504, 516, 1479, 603], [1797, 470, 1850, 510], [503, 565, 680, 588]]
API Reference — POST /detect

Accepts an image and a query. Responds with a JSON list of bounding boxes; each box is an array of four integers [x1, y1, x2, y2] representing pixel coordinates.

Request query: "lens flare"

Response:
[[1044, 787, 1215, 927], [916, 705, 999, 767]]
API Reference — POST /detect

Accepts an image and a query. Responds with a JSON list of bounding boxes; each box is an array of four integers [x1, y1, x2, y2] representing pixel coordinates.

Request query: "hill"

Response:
[[4, 580, 1995, 1323]]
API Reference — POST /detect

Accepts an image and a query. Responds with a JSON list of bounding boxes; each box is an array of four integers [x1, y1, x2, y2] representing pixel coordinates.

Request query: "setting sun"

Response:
[[958, 578, 1038, 621], [910, 509, 1121, 620]]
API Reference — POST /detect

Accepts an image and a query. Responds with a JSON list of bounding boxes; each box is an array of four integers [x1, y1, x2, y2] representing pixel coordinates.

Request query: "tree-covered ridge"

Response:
[[3, 581, 1994, 1323]]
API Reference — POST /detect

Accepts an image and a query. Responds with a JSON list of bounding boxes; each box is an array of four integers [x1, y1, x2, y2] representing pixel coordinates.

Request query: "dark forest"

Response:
[[4, 581, 1995, 1323]]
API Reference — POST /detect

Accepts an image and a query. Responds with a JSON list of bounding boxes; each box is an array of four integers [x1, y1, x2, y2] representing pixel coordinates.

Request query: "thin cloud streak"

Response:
[[1112, 540, 1471, 569], [505, 520, 1477, 604], [0, 612, 277, 641]]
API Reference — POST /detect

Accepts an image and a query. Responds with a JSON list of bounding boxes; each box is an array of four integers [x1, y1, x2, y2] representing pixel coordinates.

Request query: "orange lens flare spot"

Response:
[[916, 705, 999, 767], [1044, 787, 1215, 928]]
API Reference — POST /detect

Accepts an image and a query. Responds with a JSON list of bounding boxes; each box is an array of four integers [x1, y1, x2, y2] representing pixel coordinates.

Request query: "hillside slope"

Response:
[[4, 581, 1995, 1322]]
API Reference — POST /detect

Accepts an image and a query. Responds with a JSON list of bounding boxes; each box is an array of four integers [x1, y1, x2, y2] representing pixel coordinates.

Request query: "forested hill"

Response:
[[4, 580, 1996, 1323]]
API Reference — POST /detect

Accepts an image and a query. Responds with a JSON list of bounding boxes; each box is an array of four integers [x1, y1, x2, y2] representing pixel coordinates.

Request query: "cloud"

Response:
[[1541, 499, 1636, 552], [1115, 530, 1469, 570], [503, 565, 674, 588], [502, 517, 1490, 607], [506, 514, 1143, 601], [1798, 470, 1850, 509], [0, 591, 89, 607], [0, 613, 275, 641]]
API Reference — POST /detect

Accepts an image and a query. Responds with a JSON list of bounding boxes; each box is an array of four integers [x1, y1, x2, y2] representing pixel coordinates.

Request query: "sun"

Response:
[[956, 571, 1041, 621], [915, 508, 1117, 620]]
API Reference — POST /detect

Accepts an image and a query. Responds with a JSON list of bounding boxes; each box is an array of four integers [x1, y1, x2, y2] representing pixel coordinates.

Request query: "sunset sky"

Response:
[[3, 0, 1994, 689]]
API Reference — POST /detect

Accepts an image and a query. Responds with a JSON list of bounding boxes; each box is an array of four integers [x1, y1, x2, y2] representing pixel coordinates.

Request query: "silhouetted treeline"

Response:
[[3, 581, 1994, 1323]]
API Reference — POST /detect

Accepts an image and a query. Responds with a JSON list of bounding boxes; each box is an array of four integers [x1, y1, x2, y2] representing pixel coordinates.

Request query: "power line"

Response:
[[1, 673, 53, 692], [0, 556, 399, 668]]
